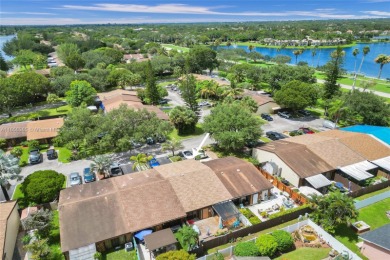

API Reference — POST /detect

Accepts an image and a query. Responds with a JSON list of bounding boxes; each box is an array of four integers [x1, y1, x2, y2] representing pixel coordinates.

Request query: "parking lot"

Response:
[[262, 113, 328, 134]]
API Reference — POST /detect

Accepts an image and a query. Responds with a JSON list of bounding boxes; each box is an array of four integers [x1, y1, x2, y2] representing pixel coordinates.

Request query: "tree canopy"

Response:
[[274, 80, 319, 111], [65, 80, 97, 107]]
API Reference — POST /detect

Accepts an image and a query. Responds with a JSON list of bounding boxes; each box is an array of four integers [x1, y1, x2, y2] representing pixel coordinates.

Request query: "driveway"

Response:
[[262, 114, 328, 133], [166, 89, 185, 107]]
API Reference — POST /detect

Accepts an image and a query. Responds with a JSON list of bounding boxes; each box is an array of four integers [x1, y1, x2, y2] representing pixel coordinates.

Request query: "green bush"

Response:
[[0, 138, 6, 149], [20, 170, 65, 205], [256, 234, 278, 257], [169, 155, 182, 162], [239, 208, 261, 225], [94, 252, 102, 260], [269, 204, 310, 219], [28, 140, 40, 151], [249, 216, 261, 224], [209, 252, 224, 260], [19, 160, 28, 167], [11, 147, 23, 158], [234, 241, 259, 256], [156, 250, 195, 260], [20, 141, 29, 147], [22, 234, 32, 245], [271, 230, 294, 252]]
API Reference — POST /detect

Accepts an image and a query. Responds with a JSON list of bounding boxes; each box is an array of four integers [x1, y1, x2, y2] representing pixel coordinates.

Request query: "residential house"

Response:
[[97, 89, 169, 120], [59, 157, 273, 256], [188, 74, 230, 86], [360, 224, 390, 259], [0, 121, 28, 146], [342, 125, 390, 146], [26, 118, 64, 143], [0, 201, 20, 260], [253, 130, 390, 191], [243, 91, 280, 114]]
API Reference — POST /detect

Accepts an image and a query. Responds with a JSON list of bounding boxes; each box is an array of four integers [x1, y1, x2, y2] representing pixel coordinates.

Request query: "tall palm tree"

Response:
[[351, 48, 360, 90], [357, 46, 370, 76], [248, 45, 255, 52], [199, 81, 217, 99], [90, 155, 112, 178], [130, 153, 153, 171], [293, 49, 304, 64], [162, 139, 184, 156], [374, 54, 390, 79], [0, 150, 22, 201], [223, 81, 244, 99]]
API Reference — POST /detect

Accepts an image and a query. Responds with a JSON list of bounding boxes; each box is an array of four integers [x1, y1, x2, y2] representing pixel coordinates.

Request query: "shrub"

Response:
[[256, 234, 278, 257], [11, 147, 23, 158], [22, 234, 32, 245], [169, 156, 182, 162], [0, 138, 6, 149], [20, 141, 29, 147], [94, 252, 102, 260], [271, 230, 294, 252], [19, 160, 28, 167], [249, 216, 261, 224], [234, 241, 259, 256], [269, 204, 310, 219], [20, 170, 65, 205], [239, 208, 261, 225], [209, 252, 224, 260], [28, 140, 40, 151], [260, 211, 269, 218], [156, 250, 195, 260]]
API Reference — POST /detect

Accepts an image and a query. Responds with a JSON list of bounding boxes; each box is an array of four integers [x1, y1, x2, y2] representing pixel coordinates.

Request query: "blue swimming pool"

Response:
[[342, 125, 390, 145]]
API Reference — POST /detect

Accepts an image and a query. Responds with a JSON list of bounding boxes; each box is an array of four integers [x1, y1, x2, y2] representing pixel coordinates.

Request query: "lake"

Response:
[[0, 34, 16, 61], [218, 42, 390, 79]]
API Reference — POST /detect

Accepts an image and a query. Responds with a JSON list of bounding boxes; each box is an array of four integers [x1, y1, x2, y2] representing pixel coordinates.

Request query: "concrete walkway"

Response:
[[317, 79, 390, 98]]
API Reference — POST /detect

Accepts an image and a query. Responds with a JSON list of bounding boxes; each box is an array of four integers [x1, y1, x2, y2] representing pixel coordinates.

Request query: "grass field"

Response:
[[0, 105, 71, 124], [16, 145, 71, 165], [162, 44, 190, 52], [334, 198, 390, 260], [103, 249, 137, 260], [274, 247, 331, 260], [168, 124, 204, 141]]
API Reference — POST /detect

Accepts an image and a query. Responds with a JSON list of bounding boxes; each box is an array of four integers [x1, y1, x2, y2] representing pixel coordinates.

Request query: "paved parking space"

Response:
[[262, 114, 328, 134]]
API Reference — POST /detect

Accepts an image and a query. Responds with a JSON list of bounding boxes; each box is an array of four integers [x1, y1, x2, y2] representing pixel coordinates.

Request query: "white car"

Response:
[[182, 150, 194, 159]]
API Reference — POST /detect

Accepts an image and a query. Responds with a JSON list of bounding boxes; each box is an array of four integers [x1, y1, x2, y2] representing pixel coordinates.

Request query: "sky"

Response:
[[1, 0, 390, 25]]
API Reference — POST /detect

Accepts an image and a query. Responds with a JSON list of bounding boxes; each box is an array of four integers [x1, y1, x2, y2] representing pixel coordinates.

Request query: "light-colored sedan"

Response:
[[70, 172, 82, 186]]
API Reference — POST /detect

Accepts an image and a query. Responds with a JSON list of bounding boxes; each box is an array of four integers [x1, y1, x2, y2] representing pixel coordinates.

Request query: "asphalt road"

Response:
[[262, 114, 328, 134]]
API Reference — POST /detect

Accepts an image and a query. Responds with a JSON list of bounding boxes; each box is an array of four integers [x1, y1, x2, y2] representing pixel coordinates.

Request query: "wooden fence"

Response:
[[349, 180, 390, 198], [257, 167, 308, 204], [194, 206, 312, 255]]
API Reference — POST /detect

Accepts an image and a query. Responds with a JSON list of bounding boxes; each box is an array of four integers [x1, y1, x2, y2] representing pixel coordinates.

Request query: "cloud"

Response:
[[0, 11, 55, 15], [362, 11, 390, 16], [0, 17, 80, 25]]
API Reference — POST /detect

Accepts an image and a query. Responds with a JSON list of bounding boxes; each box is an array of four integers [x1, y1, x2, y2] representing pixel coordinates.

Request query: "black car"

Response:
[[277, 111, 292, 119], [46, 149, 58, 160], [261, 113, 273, 121], [28, 149, 42, 164], [146, 137, 155, 145], [158, 99, 168, 105], [298, 109, 312, 117], [266, 131, 287, 141], [110, 163, 123, 177]]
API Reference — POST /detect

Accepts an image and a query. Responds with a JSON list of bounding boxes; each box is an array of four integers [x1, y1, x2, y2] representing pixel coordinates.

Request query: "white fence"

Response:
[[197, 218, 362, 260]]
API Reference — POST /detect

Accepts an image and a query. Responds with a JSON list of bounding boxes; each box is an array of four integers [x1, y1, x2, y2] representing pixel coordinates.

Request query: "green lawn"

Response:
[[48, 211, 65, 260], [168, 124, 205, 141], [15, 145, 71, 166], [208, 219, 298, 254], [58, 147, 72, 163], [274, 247, 331, 260], [260, 136, 272, 143], [103, 249, 137, 260], [158, 80, 177, 87], [162, 44, 190, 52], [355, 187, 390, 201], [334, 198, 390, 260], [0, 105, 71, 124]]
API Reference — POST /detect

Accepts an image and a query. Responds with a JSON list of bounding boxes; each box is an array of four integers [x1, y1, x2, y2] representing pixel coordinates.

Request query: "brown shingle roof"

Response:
[[98, 90, 169, 120], [0, 121, 28, 139], [154, 160, 232, 212], [243, 91, 276, 106], [182, 74, 230, 86], [144, 228, 177, 251], [203, 157, 273, 199], [257, 141, 334, 178], [59, 171, 186, 252], [0, 201, 18, 259], [26, 118, 64, 140], [340, 134, 390, 161]]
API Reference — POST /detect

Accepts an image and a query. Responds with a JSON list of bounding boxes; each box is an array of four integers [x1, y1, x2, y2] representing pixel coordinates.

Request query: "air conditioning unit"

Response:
[[125, 242, 133, 252]]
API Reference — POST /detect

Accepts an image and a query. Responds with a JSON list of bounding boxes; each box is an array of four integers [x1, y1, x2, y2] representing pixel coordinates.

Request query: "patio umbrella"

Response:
[[134, 230, 153, 241]]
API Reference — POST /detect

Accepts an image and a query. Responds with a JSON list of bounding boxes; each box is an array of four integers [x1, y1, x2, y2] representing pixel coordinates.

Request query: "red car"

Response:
[[299, 127, 315, 134]]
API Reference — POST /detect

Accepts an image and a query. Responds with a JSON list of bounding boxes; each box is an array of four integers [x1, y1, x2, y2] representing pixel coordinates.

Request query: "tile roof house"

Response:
[[0, 121, 28, 145], [59, 157, 272, 255], [97, 89, 169, 120], [360, 224, 390, 260], [243, 90, 280, 115], [0, 201, 20, 260], [253, 130, 390, 188], [26, 118, 64, 141]]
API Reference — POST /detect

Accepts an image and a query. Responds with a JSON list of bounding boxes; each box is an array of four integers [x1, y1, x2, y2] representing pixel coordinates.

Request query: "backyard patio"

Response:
[[193, 216, 221, 241], [247, 187, 298, 221]]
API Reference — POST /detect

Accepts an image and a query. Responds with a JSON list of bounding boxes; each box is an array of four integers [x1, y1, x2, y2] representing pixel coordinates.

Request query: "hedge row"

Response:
[[269, 204, 310, 219]]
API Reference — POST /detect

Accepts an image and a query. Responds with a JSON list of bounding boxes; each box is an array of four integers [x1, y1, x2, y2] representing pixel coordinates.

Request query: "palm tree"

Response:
[[223, 81, 244, 99], [90, 155, 112, 179], [177, 225, 199, 250], [0, 150, 22, 201], [226, 40, 231, 49], [248, 45, 255, 52], [357, 46, 370, 76], [293, 49, 304, 64], [199, 81, 218, 99], [374, 54, 390, 79], [311, 47, 317, 67], [130, 153, 153, 171], [351, 48, 360, 90], [162, 139, 184, 156]]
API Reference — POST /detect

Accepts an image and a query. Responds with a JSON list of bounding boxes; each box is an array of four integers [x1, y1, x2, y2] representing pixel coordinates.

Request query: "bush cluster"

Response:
[[234, 241, 259, 256], [271, 230, 294, 252], [269, 204, 310, 219], [239, 208, 261, 225]]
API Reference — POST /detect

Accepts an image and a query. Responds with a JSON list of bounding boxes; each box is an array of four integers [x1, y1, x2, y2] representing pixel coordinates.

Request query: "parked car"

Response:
[[28, 149, 42, 164], [261, 113, 273, 121], [130, 140, 143, 148], [148, 158, 161, 168], [278, 111, 292, 119], [70, 172, 82, 186], [155, 135, 166, 143], [323, 120, 337, 129], [198, 101, 211, 107], [83, 168, 96, 183], [146, 137, 155, 145], [299, 127, 315, 134], [158, 99, 168, 105], [266, 131, 287, 141], [181, 150, 194, 159], [298, 110, 312, 117], [110, 163, 123, 177], [46, 149, 58, 160]]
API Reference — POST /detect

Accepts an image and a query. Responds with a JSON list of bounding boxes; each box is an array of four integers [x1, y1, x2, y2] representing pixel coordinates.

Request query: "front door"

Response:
[[252, 193, 259, 204]]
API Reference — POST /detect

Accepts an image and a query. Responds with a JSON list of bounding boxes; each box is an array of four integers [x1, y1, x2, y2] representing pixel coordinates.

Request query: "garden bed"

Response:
[[352, 221, 370, 233]]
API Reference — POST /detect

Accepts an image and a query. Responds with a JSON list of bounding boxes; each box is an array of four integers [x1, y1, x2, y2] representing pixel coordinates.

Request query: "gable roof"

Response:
[[59, 171, 186, 252], [257, 141, 334, 178], [243, 91, 276, 106], [154, 160, 232, 212], [0, 121, 28, 140], [360, 224, 390, 251], [203, 157, 273, 198], [0, 201, 18, 259], [339, 134, 390, 161], [343, 125, 390, 145], [26, 118, 64, 140]]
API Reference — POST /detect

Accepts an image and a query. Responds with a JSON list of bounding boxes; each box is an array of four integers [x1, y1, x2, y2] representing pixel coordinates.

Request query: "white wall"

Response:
[[4, 204, 20, 260], [253, 149, 301, 187]]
